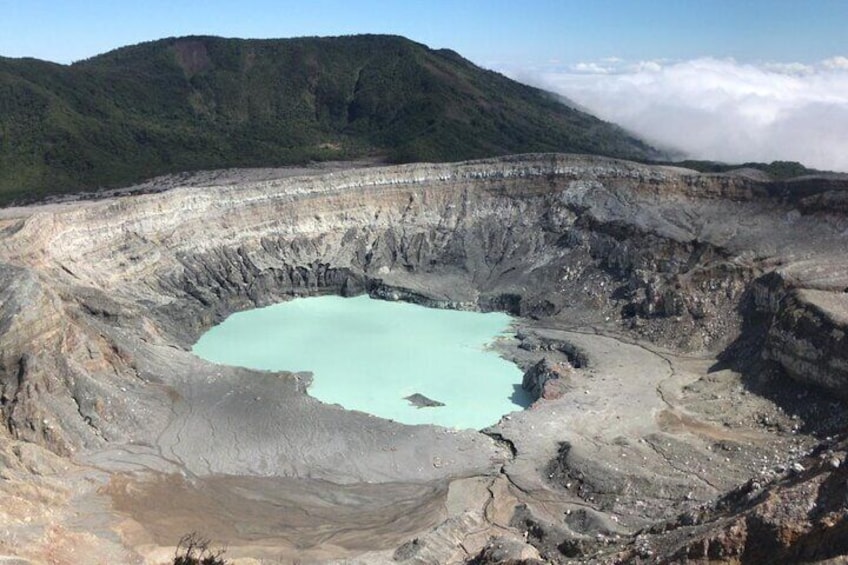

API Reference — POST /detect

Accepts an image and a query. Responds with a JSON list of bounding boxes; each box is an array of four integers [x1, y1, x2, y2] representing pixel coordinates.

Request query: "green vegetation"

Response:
[[0, 35, 660, 205], [660, 159, 821, 180]]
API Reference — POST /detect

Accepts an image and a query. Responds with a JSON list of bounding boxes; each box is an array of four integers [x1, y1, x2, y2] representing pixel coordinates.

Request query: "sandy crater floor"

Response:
[[1, 320, 831, 564]]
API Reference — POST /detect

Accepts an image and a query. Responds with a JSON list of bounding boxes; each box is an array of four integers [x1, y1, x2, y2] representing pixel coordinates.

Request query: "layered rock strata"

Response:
[[1, 154, 848, 562]]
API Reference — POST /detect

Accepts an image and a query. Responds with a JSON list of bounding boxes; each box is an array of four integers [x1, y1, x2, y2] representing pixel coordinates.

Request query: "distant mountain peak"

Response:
[[0, 34, 661, 204]]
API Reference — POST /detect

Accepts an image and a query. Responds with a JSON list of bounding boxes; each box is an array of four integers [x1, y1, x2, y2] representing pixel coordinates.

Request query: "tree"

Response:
[[172, 533, 228, 565]]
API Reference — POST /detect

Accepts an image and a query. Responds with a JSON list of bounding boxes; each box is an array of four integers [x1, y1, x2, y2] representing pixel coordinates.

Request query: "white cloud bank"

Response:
[[508, 57, 848, 172]]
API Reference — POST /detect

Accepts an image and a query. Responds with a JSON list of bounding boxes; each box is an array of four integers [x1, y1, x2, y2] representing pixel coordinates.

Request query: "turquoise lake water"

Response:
[[192, 295, 531, 429]]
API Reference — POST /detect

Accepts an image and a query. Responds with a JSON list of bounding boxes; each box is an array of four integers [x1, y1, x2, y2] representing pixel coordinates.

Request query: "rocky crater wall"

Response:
[[1, 154, 848, 452]]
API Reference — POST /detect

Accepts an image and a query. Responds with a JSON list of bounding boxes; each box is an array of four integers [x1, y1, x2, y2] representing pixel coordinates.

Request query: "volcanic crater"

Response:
[[2, 154, 848, 563]]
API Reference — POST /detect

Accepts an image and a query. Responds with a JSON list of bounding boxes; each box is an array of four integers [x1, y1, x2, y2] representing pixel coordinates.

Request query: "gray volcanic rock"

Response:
[[522, 358, 573, 400], [405, 393, 446, 408], [1, 153, 848, 562]]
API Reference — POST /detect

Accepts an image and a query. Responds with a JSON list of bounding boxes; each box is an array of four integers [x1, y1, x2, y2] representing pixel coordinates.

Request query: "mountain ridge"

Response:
[[0, 34, 660, 204]]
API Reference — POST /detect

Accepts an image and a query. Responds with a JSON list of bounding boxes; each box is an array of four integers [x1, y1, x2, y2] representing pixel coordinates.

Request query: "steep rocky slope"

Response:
[[0, 154, 847, 563]]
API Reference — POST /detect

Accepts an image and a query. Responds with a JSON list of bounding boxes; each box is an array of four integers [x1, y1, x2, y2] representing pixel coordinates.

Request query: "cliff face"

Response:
[[1, 154, 848, 562], [1, 153, 847, 450]]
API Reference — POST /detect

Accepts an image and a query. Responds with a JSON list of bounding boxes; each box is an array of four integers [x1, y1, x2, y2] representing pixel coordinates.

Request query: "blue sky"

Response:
[[0, 0, 845, 66], [1, 0, 847, 170]]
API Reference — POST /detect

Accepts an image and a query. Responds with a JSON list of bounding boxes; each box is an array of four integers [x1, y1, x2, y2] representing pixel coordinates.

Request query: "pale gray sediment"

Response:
[[1, 154, 848, 562]]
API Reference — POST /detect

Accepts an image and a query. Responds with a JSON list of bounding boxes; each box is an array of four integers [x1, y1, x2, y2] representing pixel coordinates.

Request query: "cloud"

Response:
[[571, 62, 613, 74], [763, 62, 815, 76], [823, 56, 848, 70], [504, 57, 848, 172], [629, 60, 663, 73]]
